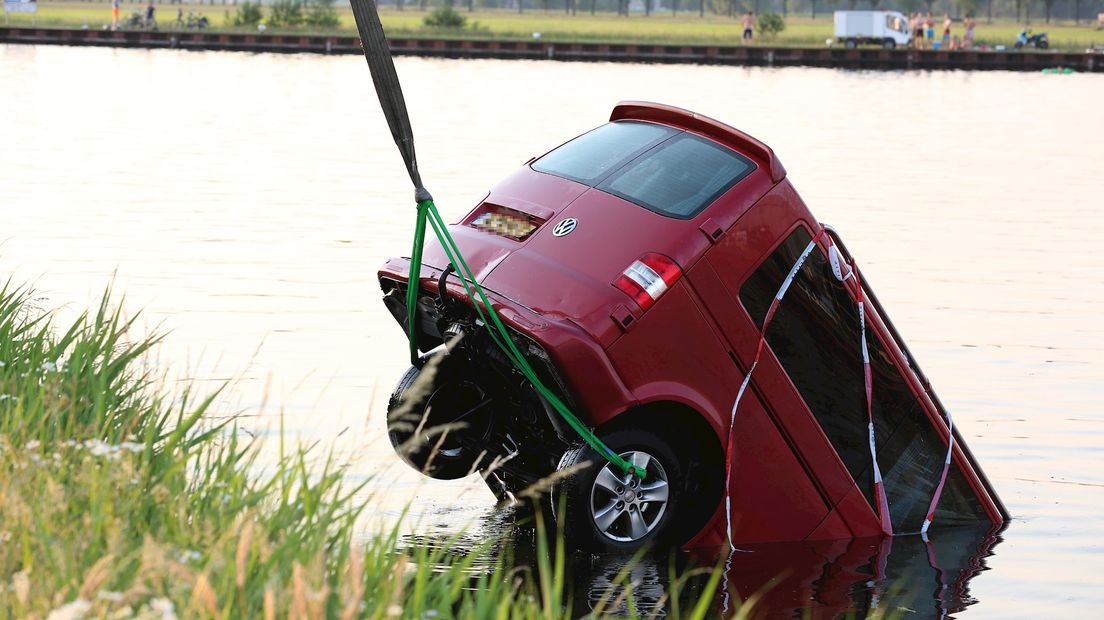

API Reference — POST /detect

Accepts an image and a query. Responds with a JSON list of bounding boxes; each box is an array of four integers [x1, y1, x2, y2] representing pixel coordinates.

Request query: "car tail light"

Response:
[[613, 253, 682, 311]]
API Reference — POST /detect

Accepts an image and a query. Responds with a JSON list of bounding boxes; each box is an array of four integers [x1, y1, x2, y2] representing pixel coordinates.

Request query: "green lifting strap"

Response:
[[348, 0, 644, 480]]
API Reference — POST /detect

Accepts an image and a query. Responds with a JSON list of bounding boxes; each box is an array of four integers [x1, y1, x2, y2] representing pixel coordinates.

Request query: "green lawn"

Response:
[[6, 2, 1104, 52]]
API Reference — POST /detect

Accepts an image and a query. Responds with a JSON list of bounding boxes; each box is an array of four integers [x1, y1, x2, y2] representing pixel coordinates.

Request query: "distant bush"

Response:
[[423, 6, 467, 29], [268, 0, 305, 27], [758, 12, 785, 38], [306, 0, 340, 29], [228, 1, 263, 27]]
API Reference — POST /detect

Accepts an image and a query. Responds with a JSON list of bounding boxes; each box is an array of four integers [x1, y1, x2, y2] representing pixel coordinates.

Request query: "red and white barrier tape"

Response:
[[922, 408, 955, 535], [839, 238, 959, 536], [724, 228, 823, 550], [724, 228, 958, 545], [850, 257, 895, 536], [832, 238, 896, 533]]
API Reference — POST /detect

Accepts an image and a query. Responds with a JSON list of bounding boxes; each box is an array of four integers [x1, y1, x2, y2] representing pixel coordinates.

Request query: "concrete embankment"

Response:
[[2, 27, 1100, 72]]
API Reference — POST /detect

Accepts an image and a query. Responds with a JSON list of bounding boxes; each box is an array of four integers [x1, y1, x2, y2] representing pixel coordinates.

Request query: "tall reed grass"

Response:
[[0, 281, 725, 618]]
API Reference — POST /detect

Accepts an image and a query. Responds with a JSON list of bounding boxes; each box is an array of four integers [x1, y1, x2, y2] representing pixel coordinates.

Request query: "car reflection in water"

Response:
[[704, 523, 1005, 619], [406, 518, 1004, 618]]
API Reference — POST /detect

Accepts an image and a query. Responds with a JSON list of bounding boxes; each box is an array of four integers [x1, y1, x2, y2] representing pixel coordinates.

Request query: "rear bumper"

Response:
[[378, 257, 638, 428]]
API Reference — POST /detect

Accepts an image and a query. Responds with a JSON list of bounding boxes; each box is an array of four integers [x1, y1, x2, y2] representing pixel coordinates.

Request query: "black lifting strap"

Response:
[[348, 0, 431, 203]]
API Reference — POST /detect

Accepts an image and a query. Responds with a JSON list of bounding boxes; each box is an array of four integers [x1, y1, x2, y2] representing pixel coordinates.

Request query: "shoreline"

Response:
[[3, 26, 1101, 72]]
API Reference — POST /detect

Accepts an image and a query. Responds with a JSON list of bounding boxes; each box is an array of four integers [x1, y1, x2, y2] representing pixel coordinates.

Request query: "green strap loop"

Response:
[[406, 200, 429, 366], [406, 199, 645, 480]]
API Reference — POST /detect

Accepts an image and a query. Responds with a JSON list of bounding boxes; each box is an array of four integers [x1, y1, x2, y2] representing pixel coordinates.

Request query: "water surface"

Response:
[[2, 44, 1102, 618]]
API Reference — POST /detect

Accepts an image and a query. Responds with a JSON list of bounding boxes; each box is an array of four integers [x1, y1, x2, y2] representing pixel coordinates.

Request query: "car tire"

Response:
[[845, 38, 858, 50], [883, 39, 896, 49], [554, 428, 683, 552], [386, 353, 493, 480]]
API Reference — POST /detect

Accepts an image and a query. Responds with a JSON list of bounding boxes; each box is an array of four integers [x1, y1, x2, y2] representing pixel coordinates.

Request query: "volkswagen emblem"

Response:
[[552, 218, 578, 237]]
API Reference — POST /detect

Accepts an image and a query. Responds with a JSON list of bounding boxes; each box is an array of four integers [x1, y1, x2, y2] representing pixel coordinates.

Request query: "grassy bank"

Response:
[[0, 281, 723, 618], [5, 2, 1103, 52]]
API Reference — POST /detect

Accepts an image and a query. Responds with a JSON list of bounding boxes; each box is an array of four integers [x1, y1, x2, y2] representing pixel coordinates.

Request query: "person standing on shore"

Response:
[[742, 12, 754, 43], [942, 13, 952, 48], [925, 13, 935, 47], [964, 13, 976, 49], [111, 0, 120, 31], [145, 1, 156, 30], [910, 13, 923, 49]]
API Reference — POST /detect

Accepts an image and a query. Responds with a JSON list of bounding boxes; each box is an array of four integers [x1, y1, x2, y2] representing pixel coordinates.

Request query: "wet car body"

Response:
[[379, 101, 1007, 550]]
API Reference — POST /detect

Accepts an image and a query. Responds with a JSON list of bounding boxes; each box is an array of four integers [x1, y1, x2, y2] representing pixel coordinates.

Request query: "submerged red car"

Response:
[[379, 101, 1007, 552]]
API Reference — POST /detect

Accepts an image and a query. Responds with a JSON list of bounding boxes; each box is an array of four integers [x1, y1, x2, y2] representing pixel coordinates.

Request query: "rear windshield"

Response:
[[532, 121, 676, 186], [532, 120, 755, 219]]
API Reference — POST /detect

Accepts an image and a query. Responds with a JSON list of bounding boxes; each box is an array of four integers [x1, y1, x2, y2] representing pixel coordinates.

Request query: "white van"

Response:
[[834, 10, 911, 49]]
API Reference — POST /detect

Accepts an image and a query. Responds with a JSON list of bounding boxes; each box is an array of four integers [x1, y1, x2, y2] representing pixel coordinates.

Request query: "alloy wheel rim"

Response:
[[589, 450, 670, 543]]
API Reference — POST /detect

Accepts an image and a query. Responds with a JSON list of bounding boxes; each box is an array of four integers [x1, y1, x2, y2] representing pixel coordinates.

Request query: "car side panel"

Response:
[[606, 281, 831, 543], [722, 393, 835, 543], [603, 283, 735, 431], [688, 180, 883, 535]]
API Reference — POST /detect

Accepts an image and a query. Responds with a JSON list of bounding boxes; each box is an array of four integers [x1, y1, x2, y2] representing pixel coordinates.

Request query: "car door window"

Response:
[[739, 228, 987, 530]]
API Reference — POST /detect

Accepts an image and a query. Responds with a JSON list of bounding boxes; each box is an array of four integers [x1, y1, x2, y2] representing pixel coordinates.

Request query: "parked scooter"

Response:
[[1015, 28, 1050, 49]]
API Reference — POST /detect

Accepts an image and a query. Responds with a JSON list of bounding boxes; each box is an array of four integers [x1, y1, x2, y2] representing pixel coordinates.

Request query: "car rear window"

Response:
[[532, 120, 755, 220], [598, 134, 754, 219], [532, 121, 676, 186]]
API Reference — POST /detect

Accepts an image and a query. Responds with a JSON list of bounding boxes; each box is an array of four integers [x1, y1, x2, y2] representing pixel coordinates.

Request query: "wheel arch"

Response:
[[599, 399, 724, 465], [597, 399, 726, 544]]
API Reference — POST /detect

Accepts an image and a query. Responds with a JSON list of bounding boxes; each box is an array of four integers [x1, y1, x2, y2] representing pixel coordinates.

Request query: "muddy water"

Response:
[[2, 43, 1103, 617]]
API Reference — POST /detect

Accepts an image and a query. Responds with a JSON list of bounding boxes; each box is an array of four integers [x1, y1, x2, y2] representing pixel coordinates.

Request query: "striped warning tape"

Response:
[[723, 227, 824, 550], [830, 237, 893, 535], [724, 226, 958, 545], [922, 408, 955, 535], [835, 236, 957, 536], [849, 255, 895, 536]]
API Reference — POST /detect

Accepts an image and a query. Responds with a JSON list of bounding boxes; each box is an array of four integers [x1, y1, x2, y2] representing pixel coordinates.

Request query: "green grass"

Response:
[[0, 280, 733, 618], [6, 2, 1104, 52]]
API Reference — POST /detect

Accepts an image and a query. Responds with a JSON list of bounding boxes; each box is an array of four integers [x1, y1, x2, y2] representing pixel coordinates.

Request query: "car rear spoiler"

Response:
[[610, 101, 787, 184]]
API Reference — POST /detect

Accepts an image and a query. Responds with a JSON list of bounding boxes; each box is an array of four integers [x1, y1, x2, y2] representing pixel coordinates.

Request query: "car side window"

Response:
[[739, 228, 987, 529]]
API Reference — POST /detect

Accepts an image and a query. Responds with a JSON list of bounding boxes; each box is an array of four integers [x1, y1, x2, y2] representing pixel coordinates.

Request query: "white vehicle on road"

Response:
[[834, 10, 912, 49]]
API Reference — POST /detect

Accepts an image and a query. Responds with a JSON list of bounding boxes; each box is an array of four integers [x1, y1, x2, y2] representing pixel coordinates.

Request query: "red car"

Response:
[[380, 101, 1007, 552]]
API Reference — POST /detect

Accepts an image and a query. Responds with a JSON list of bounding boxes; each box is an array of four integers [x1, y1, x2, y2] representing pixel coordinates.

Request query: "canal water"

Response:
[[2, 43, 1102, 618]]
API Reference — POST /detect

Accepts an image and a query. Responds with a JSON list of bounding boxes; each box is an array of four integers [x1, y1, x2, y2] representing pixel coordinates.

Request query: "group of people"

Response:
[[110, 0, 157, 31], [909, 12, 976, 50]]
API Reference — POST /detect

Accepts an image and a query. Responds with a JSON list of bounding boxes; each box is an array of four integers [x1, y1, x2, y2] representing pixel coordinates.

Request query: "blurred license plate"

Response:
[[470, 211, 539, 240]]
